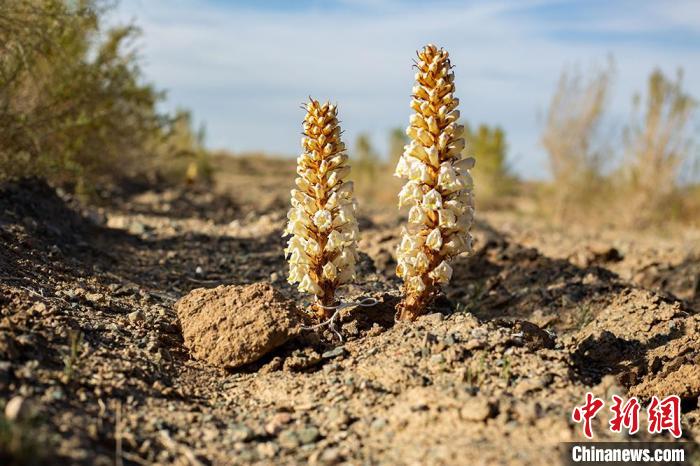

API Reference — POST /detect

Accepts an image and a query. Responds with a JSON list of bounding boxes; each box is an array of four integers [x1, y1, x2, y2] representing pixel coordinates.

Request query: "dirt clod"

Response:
[[176, 283, 300, 369]]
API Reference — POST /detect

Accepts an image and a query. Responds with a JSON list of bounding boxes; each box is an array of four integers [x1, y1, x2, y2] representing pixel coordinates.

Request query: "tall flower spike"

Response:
[[395, 44, 475, 320], [285, 98, 359, 320]]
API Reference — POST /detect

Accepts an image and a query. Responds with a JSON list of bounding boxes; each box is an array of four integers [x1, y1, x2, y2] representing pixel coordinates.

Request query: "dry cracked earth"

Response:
[[1, 166, 700, 465]]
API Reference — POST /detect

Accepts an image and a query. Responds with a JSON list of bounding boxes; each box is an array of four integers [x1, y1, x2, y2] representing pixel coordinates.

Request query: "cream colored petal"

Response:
[[322, 262, 338, 281], [408, 205, 427, 224], [441, 234, 467, 256], [417, 128, 433, 147], [304, 237, 321, 256], [337, 204, 355, 224], [295, 176, 311, 192], [398, 181, 422, 208], [413, 251, 430, 273], [426, 146, 440, 167], [438, 209, 457, 228], [299, 274, 323, 296], [429, 261, 453, 284], [325, 230, 343, 252], [408, 276, 426, 293], [406, 141, 428, 162], [425, 228, 443, 251], [394, 156, 411, 178], [288, 264, 306, 284], [312, 209, 333, 231], [422, 189, 443, 210], [287, 249, 308, 265]]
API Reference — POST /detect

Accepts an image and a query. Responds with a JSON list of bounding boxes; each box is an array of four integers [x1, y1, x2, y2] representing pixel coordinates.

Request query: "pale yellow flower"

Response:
[[429, 261, 453, 284], [394, 44, 475, 321], [425, 228, 443, 251], [299, 274, 323, 296], [312, 209, 333, 231], [408, 205, 427, 224], [304, 237, 321, 257], [408, 276, 426, 293], [325, 229, 343, 252], [288, 264, 306, 284], [398, 234, 424, 255], [413, 251, 430, 273], [322, 262, 338, 281], [285, 98, 359, 318], [398, 180, 423, 208], [422, 189, 443, 210], [438, 209, 457, 229]]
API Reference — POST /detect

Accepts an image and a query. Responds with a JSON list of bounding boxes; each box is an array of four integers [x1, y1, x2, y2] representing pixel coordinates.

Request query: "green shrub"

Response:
[[0, 0, 207, 194], [540, 62, 614, 222], [464, 122, 517, 206]]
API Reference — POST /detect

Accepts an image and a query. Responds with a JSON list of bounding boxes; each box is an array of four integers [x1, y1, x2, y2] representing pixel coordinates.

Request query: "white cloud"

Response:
[[110, 0, 700, 179]]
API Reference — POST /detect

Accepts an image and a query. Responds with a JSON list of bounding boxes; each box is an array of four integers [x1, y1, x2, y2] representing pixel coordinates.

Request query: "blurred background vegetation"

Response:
[[0, 0, 210, 196], [540, 62, 697, 228], [1, 1, 698, 229]]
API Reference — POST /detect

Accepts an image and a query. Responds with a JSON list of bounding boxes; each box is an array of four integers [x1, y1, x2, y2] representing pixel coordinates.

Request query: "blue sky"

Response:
[[112, 0, 700, 179]]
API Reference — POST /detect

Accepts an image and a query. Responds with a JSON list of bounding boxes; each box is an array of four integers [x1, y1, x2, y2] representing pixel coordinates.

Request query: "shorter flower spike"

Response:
[[395, 44, 475, 320], [285, 98, 359, 319]]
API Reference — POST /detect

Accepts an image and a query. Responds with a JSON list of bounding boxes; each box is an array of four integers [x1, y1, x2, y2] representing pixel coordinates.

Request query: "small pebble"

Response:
[[5, 396, 30, 421], [322, 347, 347, 359]]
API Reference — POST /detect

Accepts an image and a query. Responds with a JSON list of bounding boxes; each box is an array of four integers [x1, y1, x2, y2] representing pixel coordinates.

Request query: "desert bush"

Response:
[[394, 44, 475, 320], [352, 133, 381, 199], [540, 61, 614, 221], [620, 68, 697, 226], [351, 130, 409, 208], [285, 99, 359, 319], [464, 122, 517, 206], [150, 109, 212, 185], [388, 127, 409, 168], [0, 0, 204, 194]]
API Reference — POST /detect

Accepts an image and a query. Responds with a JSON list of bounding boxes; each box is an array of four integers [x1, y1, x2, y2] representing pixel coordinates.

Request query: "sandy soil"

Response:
[[1, 167, 699, 465]]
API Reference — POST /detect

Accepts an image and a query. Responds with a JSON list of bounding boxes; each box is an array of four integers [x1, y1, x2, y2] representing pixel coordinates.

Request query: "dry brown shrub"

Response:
[[540, 61, 614, 223], [619, 68, 697, 227]]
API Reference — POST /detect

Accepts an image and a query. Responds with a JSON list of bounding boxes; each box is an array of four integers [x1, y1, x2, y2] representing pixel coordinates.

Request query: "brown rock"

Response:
[[175, 283, 300, 369]]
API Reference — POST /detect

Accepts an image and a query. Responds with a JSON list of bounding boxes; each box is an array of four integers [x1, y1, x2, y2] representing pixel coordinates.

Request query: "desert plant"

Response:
[[464, 122, 516, 205], [61, 329, 84, 384], [394, 44, 475, 320], [354, 134, 380, 178], [388, 127, 409, 169], [284, 98, 359, 319], [621, 68, 697, 226], [541, 61, 613, 220], [0, 0, 206, 194], [352, 133, 381, 200], [150, 109, 212, 185]]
